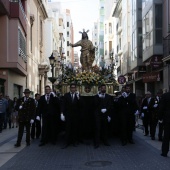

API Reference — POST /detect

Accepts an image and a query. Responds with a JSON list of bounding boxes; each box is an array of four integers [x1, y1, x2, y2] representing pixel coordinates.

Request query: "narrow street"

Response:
[[0, 125, 169, 170]]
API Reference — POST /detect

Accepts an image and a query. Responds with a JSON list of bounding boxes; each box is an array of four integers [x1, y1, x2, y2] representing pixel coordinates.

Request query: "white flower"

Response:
[[19, 106, 23, 109]]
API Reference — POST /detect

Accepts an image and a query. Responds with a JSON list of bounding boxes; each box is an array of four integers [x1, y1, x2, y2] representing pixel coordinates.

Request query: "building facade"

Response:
[[0, 0, 27, 98], [27, 0, 48, 95], [63, 9, 74, 64], [92, 22, 99, 65], [98, 0, 105, 64], [162, 0, 170, 91], [142, 0, 163, 94]]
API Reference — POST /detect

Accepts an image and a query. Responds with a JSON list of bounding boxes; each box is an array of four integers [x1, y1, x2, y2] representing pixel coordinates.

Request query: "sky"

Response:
[[50, 0, 99, 42]]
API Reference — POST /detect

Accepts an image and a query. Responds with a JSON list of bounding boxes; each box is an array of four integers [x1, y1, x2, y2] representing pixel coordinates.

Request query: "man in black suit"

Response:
[[38, 85, 60, 146], [61, 83, 82, 148], [14, 89, 36, 147], [118, 84, 139, 146], [150, 89, 163, 140], [94, 84, 112, 148], [141, 91, 155, 137], [159, 91, 170, 157], [31, 93, 41, 139]]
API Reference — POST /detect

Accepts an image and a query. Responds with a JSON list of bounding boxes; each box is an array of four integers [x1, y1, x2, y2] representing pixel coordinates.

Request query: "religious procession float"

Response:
[[54, 29, 118, 96]]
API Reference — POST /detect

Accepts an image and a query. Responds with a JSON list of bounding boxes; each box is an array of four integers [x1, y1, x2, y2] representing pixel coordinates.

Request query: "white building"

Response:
[[92, 22, 99, 65], [63, 9, 74, 64]]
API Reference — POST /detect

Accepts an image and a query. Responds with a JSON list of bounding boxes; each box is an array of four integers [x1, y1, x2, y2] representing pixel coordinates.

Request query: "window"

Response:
[[40, 20, 43, 45], [67, 51, 69, 56], [155, 4, 162, 44], [30, 24, 33, 53], [18, 28, 27, 61], [67, 31, 69, 37], [109, 23, 112, 34], [105, 24, 107, 34], [109, 41, 112, 52], [59, 19, 62, 26], [67, 22, 69, 27], [67, 41, 69, 46]]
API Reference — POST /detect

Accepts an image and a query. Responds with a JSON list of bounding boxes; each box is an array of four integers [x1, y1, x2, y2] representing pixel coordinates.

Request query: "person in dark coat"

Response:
[[118, 84, 139, 146], [93, 84, 112, 148], [14, 89, 36, 147], [31, 93, 41, 139], [141, 91, 155, 136], [38, 85, 60, 146], [159, 91, 170, 157], [150, 89, 163, 140], [61, 83, 83, 148], [5, 95, 13, 129]]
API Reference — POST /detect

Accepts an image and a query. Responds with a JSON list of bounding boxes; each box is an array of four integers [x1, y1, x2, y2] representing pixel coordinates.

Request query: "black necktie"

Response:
[[47, 94, 50, 104]]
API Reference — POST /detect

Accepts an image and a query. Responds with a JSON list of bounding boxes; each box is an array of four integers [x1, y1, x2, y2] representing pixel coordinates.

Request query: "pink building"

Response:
[[0, 0, 27, 98]]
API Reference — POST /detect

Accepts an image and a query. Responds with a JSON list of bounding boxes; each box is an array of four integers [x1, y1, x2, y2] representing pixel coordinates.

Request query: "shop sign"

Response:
[[150, 56, 163, 68], [118, 75, 126, 84], [138, 66, 146, 73], [142, 72, 160, 83]]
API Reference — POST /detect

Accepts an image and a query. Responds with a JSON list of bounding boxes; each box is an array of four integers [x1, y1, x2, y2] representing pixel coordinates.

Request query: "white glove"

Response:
[[76, 91, 80, 99], [122, 92, 128, 98], [143, 106, 147, 110], [50, 92, 56, 97], [101, 108, 107, 113], [36, 116, 40, 121], [141, 113, 144, 117], [134, 110, 139, 115], [60, 113, 65, 121], [153, 104, 158, 108], [19, 105, 22, 109], [159, 120, 163, 123], [107, 116, 111, 122], [30, 119, 34, 124]]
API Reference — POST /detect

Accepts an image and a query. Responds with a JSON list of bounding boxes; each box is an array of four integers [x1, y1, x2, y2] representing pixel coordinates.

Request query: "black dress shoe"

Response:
[[51, 141, 56, 145], [151, 137, 155, 140], [39, 143, 45, 147], [158, 138, 162, 141], [27, 143, 30, 146], [161, 153, 167, 157], [129, 140, 135, 144], [121, 141, 127, 146], [103, 142, 110, 146], [61, 144, 69, 149], [73, 143, 77, 147], [94, 144, 99, 149], [14, 143, 21, 147]]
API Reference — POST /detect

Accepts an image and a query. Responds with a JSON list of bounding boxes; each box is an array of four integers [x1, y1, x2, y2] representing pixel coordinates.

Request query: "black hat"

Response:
[[23, 89, 31, 93]]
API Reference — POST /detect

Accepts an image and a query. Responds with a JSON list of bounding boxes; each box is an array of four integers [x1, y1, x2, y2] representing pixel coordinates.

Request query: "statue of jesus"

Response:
[[69, 29, 95, 71]]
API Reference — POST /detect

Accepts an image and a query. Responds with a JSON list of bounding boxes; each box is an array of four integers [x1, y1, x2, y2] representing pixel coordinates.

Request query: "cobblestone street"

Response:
[[0, 126, 170, 170]]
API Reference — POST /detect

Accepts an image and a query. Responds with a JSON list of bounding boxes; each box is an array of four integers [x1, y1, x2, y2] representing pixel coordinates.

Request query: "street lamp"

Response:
[[110, 49, 115, 80], [48, 53, 57, 91]]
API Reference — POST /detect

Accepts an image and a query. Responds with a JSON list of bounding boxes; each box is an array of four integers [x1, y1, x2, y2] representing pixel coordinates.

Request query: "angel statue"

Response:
[[69, 29, 95, 71]]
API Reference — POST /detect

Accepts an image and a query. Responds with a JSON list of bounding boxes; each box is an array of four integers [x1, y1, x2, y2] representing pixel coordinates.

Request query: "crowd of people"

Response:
[[0, 93, 18, 133], [0, 84, 169, 157]]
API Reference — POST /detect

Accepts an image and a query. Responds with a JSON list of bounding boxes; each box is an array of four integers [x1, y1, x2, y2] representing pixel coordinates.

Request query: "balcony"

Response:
[[10, 0, 27, 33], [0, 0, 10, 15], [163, 34, 170, 62]]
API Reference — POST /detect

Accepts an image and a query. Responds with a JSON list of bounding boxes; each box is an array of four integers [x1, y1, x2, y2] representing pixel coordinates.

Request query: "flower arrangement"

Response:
[[56, 65, 117, 87], [64, 71, 105, 86]]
